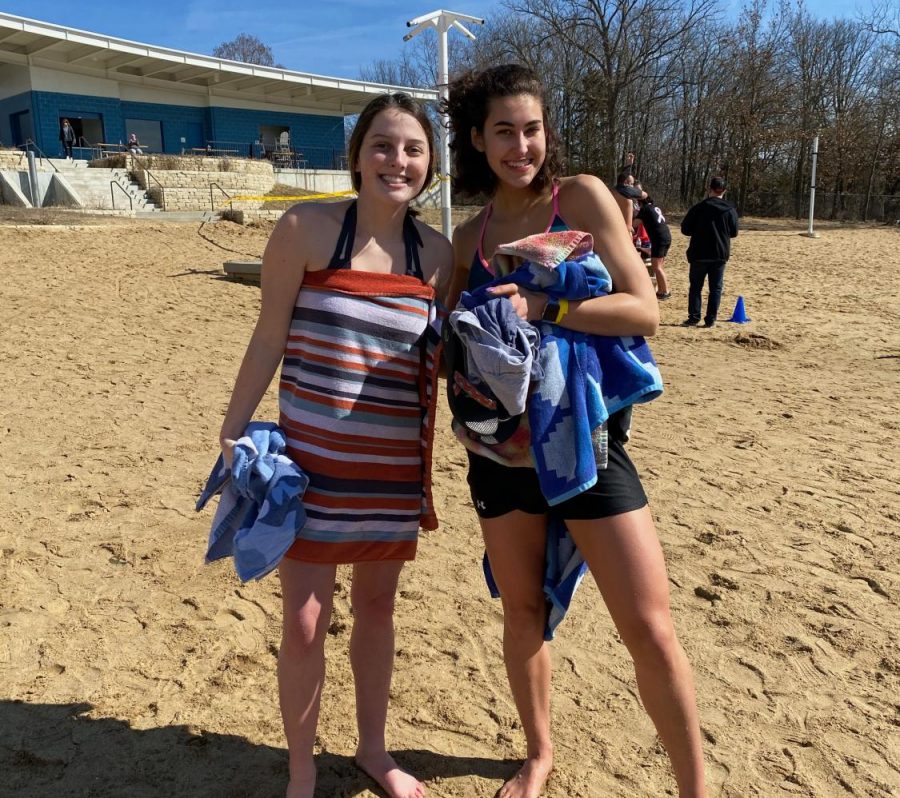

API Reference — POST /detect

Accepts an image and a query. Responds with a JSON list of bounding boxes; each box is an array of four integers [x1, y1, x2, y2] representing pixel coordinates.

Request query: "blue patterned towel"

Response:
[[483, 233, 663, 505], [479, 230, 662, 639], [196, 422, 309, 581]]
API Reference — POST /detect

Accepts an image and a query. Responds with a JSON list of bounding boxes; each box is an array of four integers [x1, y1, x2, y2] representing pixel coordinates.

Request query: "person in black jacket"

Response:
[[680, 176, 739, 327], [59, 119, 76, 159]]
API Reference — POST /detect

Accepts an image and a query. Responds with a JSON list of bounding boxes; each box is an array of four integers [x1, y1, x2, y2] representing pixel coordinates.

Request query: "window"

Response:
[[124, 119, 163, 152]]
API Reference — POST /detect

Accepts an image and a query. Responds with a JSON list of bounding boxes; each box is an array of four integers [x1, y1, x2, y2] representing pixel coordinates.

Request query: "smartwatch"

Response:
[[541, 296, 560, 322], [541, 297, 569, 323]]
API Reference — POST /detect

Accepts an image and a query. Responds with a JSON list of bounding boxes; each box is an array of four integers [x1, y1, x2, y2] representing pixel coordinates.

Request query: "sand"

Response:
[[0, 212, 898, 798]]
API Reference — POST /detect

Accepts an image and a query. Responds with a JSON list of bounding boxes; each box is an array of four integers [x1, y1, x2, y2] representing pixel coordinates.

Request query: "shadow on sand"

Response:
[[0, 699, 516, 797]]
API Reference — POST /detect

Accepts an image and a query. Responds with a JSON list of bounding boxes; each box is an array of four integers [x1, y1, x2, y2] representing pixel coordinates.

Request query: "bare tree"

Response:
[[716, 0, 794, 211], [355, 0, 899, 220], [507, 0, 719, 178], [859, 0, 900, 40], [785, 4, 832, 216], [213, 34, 278, 67], [360, 34, 439, 88]]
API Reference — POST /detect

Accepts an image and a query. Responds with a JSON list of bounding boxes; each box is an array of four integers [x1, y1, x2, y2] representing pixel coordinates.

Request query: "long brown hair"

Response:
[[443, 64, 562, 197], [347, 93, 436, 198]]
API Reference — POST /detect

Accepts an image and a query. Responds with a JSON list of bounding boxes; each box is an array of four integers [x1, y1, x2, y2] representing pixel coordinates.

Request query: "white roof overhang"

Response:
[[0, 12, 437, 113]]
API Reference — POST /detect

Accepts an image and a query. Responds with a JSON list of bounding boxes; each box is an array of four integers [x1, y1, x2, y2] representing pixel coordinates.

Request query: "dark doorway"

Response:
[[10, 110, 33, 147], [59, 115, 104, 148]]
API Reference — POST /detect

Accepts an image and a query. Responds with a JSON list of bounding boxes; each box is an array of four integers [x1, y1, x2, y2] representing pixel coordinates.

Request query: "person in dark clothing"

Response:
[[59, 119, 76, 159], [637, 195, 672, 299], [612, 152, 647, 231], [680, 176, 739, 327]]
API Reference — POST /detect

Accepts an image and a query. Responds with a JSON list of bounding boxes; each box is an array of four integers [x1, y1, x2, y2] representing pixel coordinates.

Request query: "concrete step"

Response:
[[55, 165, 154, 211], [46, 158, 89, 170], [223, 260, 262, 283], [135, 210, 221, 222]]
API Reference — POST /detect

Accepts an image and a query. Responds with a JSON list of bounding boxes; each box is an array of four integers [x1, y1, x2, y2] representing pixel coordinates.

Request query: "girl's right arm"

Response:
[[218, 207, 311, 459]]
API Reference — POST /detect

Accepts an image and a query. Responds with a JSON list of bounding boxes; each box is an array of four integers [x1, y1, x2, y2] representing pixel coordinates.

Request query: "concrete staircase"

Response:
[[47, 158, 157, 212]]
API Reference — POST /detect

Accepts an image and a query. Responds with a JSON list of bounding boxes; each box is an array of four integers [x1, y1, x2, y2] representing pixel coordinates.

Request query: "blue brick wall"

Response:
[[210, 107, 345, 168], [120, 101, 211, 154], [0, 91, 33, 147], [26, 90, 346, 165], [31, 91, 125, 157]]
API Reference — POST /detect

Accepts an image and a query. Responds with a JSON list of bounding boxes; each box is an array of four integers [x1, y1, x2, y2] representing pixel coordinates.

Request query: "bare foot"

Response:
[[355, 749, 425, 798], [285, 755, 316, 798], [497, 755, 553, 798]]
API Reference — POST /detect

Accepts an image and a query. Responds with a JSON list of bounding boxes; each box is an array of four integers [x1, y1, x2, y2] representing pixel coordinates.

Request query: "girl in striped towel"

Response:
[[217, 93, 452, 798], [444, 65, 708, 798]]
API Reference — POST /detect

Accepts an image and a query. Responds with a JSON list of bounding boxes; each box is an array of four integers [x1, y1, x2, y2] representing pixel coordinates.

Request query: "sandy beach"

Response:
[[1, 212, 898, 798]]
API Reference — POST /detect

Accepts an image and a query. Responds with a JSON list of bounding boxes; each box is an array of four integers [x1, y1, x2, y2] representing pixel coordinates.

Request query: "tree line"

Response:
[[360, 0, 900, 221]]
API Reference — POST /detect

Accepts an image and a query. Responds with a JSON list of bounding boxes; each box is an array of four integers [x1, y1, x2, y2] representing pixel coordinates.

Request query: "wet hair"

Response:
[[443, 64, 562, 197], [709, 176, 726, 191], [346, 93, 436, 198], [617, 171, 633, 185]]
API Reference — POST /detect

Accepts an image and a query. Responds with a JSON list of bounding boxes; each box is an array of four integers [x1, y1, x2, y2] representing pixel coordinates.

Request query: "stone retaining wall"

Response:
[[226, 209, 285, 224], [97, 154, 275, 176], [82, 154, 277, 211], [0, 150, 30, 170], [131, 169, 275, 212]]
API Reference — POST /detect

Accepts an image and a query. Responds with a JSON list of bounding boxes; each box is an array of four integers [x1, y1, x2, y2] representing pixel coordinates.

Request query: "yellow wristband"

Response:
[[555, 298, 570, 323]]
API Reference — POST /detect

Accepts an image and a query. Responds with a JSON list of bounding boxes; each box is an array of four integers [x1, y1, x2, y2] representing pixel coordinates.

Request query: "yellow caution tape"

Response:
[[222, 189, 356, 205], [218, 174, 449, 209]]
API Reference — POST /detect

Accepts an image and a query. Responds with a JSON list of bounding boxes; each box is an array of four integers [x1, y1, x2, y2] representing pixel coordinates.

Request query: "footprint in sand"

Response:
[[213, 591, 270, 652], [716, 654, 771, 703], [732, 332, 782, 350]]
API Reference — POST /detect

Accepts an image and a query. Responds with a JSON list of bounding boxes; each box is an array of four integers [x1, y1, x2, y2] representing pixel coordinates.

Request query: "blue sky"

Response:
[[3, 0, 867, 81], [2, 1, 495, 79]]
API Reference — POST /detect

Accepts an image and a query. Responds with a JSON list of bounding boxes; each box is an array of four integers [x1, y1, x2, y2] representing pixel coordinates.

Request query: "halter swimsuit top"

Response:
[[468, 181, 569, 290], [327, 200, 424, 279]]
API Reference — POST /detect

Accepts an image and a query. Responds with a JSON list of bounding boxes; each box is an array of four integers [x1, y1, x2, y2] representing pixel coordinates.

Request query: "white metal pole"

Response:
[[438, 19, 451, 239], [807, 135, 819, 238], [404, 10, 483, 240]]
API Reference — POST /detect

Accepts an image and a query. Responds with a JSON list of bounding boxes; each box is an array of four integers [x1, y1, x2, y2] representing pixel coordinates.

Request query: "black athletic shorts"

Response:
[[466, 412, 648, 520], [651, 240, 671, 259]]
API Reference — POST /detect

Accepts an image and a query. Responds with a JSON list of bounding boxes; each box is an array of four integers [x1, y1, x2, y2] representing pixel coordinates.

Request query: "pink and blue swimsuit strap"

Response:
[[469, 182, 568, 290]]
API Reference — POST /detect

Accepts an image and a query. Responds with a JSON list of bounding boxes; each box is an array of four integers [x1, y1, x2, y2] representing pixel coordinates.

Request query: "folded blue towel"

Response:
[[196, 422, 309, 581]]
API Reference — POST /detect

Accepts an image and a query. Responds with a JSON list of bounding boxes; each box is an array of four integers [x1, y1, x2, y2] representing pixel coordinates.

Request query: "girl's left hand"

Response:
[[488, 284, 547, 321]]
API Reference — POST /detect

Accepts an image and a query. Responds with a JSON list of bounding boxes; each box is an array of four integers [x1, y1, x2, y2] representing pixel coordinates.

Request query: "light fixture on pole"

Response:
[[404, 9, 484, 239]]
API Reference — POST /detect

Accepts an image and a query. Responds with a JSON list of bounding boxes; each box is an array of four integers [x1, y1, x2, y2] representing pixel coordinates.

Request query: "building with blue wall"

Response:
[[0, 12, 435, 168]]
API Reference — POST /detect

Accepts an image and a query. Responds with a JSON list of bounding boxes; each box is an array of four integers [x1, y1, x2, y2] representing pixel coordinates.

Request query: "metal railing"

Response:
[[19, 139, 60, 173], [190, 140, 248, 158], [179, 140, 348, 170], [270, 145, 347, 171], [110, 180, 133, 211], [130, 157, 166, 211], [209, 181, 232, 211]]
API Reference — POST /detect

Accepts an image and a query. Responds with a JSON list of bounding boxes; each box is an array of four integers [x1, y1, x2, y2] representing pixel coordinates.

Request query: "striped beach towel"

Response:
[[278, 268, 442, 564]]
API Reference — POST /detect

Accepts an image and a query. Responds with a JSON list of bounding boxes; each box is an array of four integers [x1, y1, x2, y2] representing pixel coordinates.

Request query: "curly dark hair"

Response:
[[442, 64, 562, 197], [347, 93, 436, 198]]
